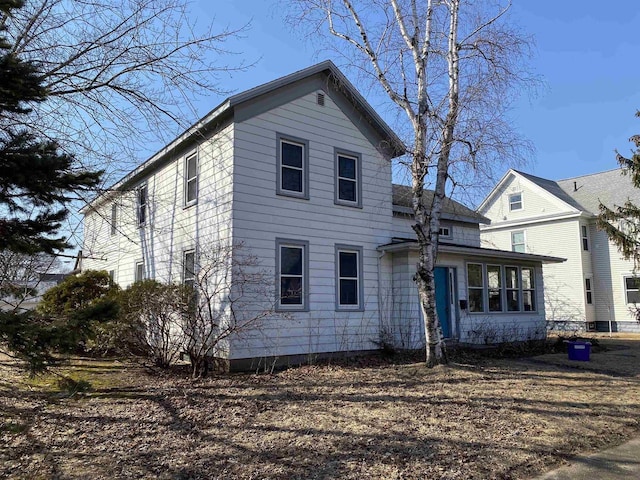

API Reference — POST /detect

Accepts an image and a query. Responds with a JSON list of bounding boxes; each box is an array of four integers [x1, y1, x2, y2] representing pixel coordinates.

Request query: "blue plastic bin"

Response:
[[567, 341, 591, 361]]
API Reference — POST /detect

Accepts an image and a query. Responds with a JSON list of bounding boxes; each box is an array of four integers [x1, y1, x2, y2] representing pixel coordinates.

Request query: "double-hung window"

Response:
[[137, 185, 147, 227], [585, 277, 593, 305], [581, 225, 589, 251], [335, 245, 363, 310], [624, 276, 640, 304], [184, 151, 198, 206], [134, 261, 145, 283], [335, 150, 362, 207], [511, 231, 525, 253], [509, 192, 523, 211], [276, 239, 308, 310], [438, 225, 452, 239], [467, 263, 484, 313], [277, 134, 309, 199]]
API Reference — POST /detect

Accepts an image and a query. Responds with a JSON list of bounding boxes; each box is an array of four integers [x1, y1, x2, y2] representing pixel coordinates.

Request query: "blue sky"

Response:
[[192, 0, 640, 184]]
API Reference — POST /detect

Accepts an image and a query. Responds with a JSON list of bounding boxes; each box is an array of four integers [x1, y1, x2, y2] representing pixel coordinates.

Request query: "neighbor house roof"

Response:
[[378, 238, 565, 264], [84, 61, 406, 212], [392, 184, 489, 224]]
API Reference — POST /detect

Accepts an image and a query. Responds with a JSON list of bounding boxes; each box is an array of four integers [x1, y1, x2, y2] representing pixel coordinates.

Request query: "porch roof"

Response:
[[377, 238, 565, 264]]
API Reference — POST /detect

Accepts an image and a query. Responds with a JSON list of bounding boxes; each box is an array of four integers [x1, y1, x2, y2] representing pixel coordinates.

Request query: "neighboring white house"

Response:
[[478, 168, 640, 333], [81, 62, 563, 368], [0, 273, 67, 312]]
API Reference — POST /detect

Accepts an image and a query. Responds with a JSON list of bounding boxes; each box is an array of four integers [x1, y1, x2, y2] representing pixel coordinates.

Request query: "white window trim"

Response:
[[184, 150, 198, 207], [511, 230, 526, 253], [183, 249, 196, 287], [438, 225, 452, 240], [466, 262, 485, 313], [334, 149, 362, 208], [134, 260, 145, 283], [276, 238, 309, 311], [505, 265, 521, 312], [509, 192, 523, 211], [335, 244, 364, 311], [276, 133, 309, 200], [487, 264, 503, 312], [467, 263, 536, 314], [623, 275, 640, 304], [581, 225, 589, 251], [585, 276, 593, 305]]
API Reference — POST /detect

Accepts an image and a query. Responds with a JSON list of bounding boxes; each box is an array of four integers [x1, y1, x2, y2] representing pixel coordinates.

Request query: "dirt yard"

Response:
[[2, 335, 640, 480]]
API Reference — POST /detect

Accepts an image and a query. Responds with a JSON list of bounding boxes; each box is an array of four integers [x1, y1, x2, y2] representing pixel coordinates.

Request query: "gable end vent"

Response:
[[316, 92, 325, 106]]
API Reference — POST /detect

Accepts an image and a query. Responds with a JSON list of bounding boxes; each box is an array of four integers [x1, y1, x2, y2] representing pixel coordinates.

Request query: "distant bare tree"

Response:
[[1, 0, 249, 183], [286, 0, 535, 366]]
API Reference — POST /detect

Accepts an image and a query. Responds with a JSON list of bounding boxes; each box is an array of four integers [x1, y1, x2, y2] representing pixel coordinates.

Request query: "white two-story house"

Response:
[[479, 168, 640, 333], [82, 62, 562, 368]]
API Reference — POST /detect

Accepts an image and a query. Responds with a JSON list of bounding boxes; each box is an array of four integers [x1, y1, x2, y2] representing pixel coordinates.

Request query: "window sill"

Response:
[[183, 200, 198, 210], [334, 200, 363, 209], [276, 190, 309, 200]]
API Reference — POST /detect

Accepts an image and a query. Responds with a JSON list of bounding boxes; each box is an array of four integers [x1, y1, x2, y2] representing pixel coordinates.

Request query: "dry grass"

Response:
[[1, 338, 640, 480]]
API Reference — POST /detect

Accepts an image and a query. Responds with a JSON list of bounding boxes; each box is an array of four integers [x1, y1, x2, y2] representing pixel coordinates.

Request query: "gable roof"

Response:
[[85, 61, 406, 211], [478, 167, 639, 219], [392, 184, 489, 224], [556, 168, 638, 214]]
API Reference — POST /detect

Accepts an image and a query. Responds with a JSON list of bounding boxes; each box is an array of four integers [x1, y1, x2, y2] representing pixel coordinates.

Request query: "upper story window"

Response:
[[336, 245, 363, 310], [581, 225, 589, 251], [511, 231, 525, 253], [110, 203, 117, 235], [184, 151, 198, 206], [509, 192, 523, 211], [335, 150, 362, 208], [276, 133, 309, 199], [137, 185, 147, 227], [276, 238, 309, 311]]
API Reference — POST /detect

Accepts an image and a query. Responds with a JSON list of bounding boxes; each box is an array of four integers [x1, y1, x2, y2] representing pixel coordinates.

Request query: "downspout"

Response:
[[377, 249, 386, 345]]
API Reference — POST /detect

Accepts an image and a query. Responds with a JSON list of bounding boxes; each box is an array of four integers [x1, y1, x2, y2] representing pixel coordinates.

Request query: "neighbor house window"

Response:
[[183, 250, 196, 289], [509, 192, 523, 211], [505, 266, 520, 312], [134, 261, 145, 283], [137, 185, 147, 226], [335, 150, 362, 207], [184, 151, 198, 206], [511, 231, 525, 253], [277, 134, 309, 199], [111, 203, 117, 235], [467, 263, 484, 313], [521, 267, 536, 311], [438, 225, 452, 239], [581, 225, 589, 251], [585, 277, 593, 305], [487, 265, 503, 312], [624, 276, 640, 304], [276, 239, 309, 310], [335, 245, 363, 310]]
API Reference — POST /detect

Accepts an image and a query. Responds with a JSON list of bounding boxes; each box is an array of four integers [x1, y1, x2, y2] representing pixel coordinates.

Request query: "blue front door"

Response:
[[434, 267, 451, 338]]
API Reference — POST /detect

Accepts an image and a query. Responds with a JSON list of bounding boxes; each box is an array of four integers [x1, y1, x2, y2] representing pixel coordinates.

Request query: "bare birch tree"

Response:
[[286, 0, 534, 366]]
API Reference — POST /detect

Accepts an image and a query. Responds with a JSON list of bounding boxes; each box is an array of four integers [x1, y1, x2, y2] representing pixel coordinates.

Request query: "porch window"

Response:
[[467, 263, 484, 313], [487, 265, 503, 312], [505, 266, 520, 312], [521, 267, 536, 311]]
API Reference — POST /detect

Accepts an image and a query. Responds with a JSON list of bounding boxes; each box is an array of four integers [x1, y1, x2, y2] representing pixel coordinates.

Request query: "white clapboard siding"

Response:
[[83, 123, 236, 287], [228, 90, 393, 360]]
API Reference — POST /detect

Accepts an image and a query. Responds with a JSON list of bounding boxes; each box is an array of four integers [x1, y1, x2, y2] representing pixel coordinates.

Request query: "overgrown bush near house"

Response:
[[116, 280, 189, 367]]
